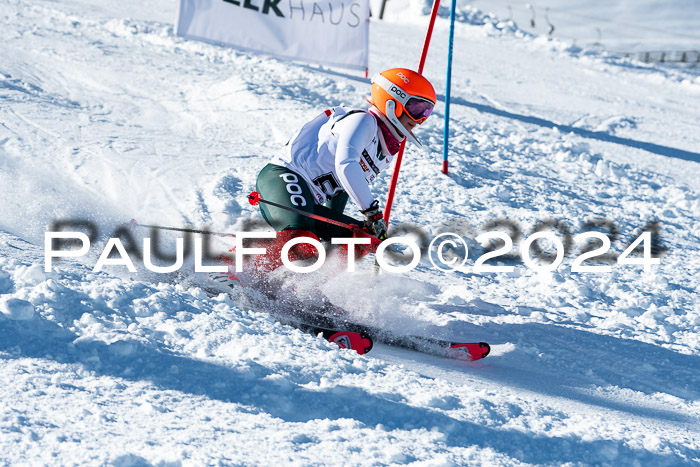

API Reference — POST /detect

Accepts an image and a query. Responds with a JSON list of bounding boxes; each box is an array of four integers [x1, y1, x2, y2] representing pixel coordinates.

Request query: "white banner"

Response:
[[176, 0, 369, 71]]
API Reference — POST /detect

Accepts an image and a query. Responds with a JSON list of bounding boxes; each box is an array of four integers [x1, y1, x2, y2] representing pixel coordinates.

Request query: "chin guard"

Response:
[[385, 100, 421, 147]]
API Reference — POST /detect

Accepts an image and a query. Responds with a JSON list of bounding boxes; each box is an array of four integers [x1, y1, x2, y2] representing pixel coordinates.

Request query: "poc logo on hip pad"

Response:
[[279, 173, 306, 207]]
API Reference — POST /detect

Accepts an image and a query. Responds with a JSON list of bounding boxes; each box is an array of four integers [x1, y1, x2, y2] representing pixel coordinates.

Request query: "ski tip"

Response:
[[327, 331, 374, 355], [361, 331, 374, 354], [448, 342, 490, 361], [248, 191, 262, 206], [478, 342, 491, 359]]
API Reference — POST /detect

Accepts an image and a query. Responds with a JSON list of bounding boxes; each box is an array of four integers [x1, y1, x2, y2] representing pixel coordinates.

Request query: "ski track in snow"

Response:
[[1, 0, 699, 464]]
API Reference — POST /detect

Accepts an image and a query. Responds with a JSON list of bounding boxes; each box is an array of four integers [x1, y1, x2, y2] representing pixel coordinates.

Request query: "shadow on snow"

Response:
[[1, 318, 698, 465]]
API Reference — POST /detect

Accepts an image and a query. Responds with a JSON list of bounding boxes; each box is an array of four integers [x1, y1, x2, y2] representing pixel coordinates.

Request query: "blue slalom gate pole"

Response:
[[442, 0, 457, 175]]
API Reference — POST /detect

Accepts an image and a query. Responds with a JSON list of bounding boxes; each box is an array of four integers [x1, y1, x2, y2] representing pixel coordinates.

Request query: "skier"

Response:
[[246, 68, 436, 281]]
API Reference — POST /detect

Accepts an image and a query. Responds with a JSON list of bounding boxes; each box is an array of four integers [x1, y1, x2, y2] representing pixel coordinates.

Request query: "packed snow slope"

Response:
[[1, 0, 699, 465], [463, 0, 700, 53]]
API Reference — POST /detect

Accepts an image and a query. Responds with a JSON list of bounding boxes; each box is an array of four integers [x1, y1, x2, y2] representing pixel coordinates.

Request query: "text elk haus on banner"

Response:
[[176, 0, 370, 71]]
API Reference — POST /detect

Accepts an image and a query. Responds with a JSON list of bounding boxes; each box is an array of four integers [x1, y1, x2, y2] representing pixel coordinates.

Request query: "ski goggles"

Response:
[[372, 74, 435, 124], [404, 97, 434, 123]]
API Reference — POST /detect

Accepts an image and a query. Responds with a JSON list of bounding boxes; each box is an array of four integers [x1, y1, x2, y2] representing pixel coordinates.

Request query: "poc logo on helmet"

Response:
[[389, 85, 407, 99], [396, 72, 410, 83]]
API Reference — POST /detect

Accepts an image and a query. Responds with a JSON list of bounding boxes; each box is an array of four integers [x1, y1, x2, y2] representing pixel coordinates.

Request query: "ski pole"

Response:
[[249, 192, 357, 232], [247, 192, 380, 243], [129, 220, 235, 237]]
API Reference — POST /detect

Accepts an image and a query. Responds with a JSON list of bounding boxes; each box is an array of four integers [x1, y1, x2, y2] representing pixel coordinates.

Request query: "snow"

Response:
[[410, 0, 700, 53], [1, 0, 699, 464]]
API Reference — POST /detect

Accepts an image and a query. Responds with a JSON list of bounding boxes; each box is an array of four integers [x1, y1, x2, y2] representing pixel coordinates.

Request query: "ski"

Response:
[[274, 313, 374, 355], [198, 274, 489, 361], [197, 275, 374, 355], [356, 325, 490, 361], [279, 300, 491, 362]]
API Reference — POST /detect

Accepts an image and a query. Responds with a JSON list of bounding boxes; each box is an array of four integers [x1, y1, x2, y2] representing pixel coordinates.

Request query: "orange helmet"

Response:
[[370, 68, 436, 146]]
